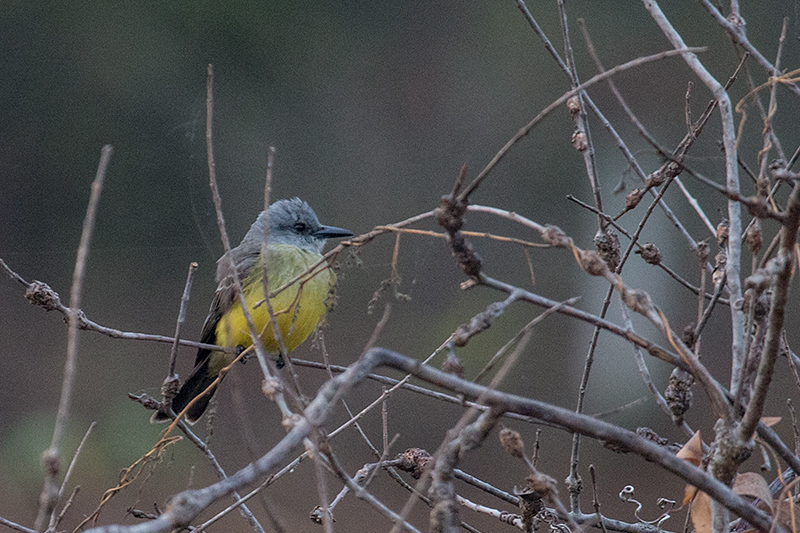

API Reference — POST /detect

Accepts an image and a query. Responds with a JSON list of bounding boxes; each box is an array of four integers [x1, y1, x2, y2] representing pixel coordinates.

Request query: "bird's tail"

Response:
[[152, 351, 218, 424]]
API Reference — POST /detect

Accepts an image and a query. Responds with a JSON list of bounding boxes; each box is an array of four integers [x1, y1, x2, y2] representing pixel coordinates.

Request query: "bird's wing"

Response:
[[195, 245, 262, 365]]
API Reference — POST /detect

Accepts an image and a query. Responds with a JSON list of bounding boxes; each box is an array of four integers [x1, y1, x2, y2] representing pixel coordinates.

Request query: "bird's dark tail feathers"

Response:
[[151, 351, 218, 424]]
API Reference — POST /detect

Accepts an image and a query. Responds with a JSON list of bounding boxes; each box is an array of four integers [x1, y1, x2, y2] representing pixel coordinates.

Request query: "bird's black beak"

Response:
[[314, 225, 354, 239]]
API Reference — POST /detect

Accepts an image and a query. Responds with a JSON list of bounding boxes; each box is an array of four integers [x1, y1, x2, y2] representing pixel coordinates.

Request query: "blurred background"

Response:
[[1, 1, 799, 531]]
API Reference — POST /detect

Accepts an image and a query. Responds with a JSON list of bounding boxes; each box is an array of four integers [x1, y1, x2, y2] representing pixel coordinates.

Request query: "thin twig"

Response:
[[619, 302, 694, 439], [458, 46, 706, 201], [739, 183, 800, 441], [698, 0, 800, 97], [0, 516, 36, 533], [579, 18, 748, 239], [473, 297, 580, 383], [82, 347, 783, 533], [168, 262, 198, 378], [556, 0, 603, 232], [310, 430, 335, 533], [293, 357, 555, 428], [47, 422, 97, 531], [204, 65, 288, 424], [395, 295, 543, 531], [0, 261, 232, 350], [568, 283, 615, 512], [193, 475, 272, 532], [693, 275, 727, 340], [174, 414, 266, 533], [326, 450, 423, 533], [375, 225, 548, 249], [756, 19, 788, 183], [53, 486, 80, 532], [155, 261, 199, 421], [480, 273, 686, 370], [528, 9, 713, 258], [35, 145, 112, 532], [642, 0, 746, 400], [0, 212, 434, 358], [260, 145, 304, 403], [565, 195, 728, 303]]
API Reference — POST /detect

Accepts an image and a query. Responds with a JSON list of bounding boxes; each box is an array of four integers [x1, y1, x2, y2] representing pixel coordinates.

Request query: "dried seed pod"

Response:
[[566, 95, 581, 115], [745, 220, 762, 255], [696, 239, 710, 263], [571, 129, 588, 152], [580, 249, 609, 277], [441, 350, 464, 377], [542, 225, 570, 248], [625, 189, 642, 211], [665, 368, 694, 425], [716, 220, 729, 247], [681, 323, 696, 348], [713, 249, 727, 286], [756, 176, 770, 198], [646, 168, 667, 187], [636, 243, 662, 265], [515, 487, 544, 532], [746, 197, 770, 219], [594, 230, 620, 272], [745, 269, 772, 293], [397, 448, 433, 479], [499, 427, 525, 459], [522, 471, 560, 505], [635, 427, 682, 453]]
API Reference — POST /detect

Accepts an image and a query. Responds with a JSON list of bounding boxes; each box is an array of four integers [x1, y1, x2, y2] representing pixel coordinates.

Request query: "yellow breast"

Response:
[[214, 244, 334, 357]]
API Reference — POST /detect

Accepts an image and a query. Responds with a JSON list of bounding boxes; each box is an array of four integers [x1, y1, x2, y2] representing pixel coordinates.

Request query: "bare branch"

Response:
[[739, 182, 800, 440], [35, 145, 112, 532], [642, 0, 746, 404]]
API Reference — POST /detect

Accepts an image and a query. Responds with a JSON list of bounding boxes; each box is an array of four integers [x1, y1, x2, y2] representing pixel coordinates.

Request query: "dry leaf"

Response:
[[676, 431, 704, 466], [691, 491, 712, 533], [760, 416, 781, 427], [732, 472, 773, 512], [678, 432, 704, 505], [683, 484, 698, 506], [774, 497, 799, 531]]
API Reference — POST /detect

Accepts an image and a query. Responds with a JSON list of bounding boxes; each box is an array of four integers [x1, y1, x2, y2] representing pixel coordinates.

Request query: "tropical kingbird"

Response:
[[154, 198, 353, 423]]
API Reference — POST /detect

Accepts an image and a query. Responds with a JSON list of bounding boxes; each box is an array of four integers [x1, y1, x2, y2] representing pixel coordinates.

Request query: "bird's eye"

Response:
[[294, 222, 308, 233]]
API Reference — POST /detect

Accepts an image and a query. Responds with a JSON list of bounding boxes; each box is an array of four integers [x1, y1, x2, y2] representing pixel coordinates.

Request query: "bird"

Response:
[[153, 198, 353, 423]]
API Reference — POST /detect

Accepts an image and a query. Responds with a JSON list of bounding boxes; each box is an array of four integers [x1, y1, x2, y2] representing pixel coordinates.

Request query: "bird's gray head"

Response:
[[244, 198, 353, 254]]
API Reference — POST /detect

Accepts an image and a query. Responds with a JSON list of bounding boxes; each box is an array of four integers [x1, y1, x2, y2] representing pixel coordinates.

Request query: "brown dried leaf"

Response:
[[732, 472, 773, 512], [676, 431, 704, 466], [683, 484, 698, 506], [691, 492, 712, 533], [760, 416, 781, 427]]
